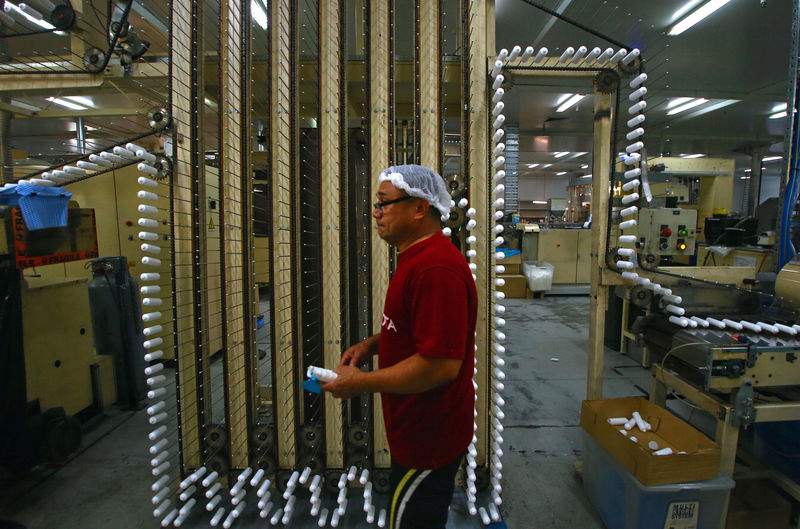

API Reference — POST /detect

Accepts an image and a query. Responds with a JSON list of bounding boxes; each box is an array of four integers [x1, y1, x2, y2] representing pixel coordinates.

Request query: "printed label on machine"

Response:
[[663, 501, 699, 529]]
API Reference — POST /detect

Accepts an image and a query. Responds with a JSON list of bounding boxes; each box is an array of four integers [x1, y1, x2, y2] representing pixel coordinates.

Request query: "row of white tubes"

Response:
[[16, 143, 158, 188]]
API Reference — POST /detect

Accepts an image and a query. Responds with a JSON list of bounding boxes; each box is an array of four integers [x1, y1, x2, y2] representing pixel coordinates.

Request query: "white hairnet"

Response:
[[378, 164, 451, 218]]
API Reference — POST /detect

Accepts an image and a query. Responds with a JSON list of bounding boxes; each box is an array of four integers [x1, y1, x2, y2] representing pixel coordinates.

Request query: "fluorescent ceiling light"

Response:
[[556, 171, 567, 175], [251, 0, 268, 30], [770, 111, 787, 119], [554, 152, 570, 158], [556, 94, 585, 113], [580, 174, 592, 178], [532, 200, 547, 205], [670, 0, 704, 22], [527, 163, 539, 168], [668, 0, 731, 36], [763, 156, 783, 162], [773, 103, 788, 112], [46, 97, 87, 111], [667, 97, 694, 109], [9, 99, 40, 111], [556, 93, 573, 105], [541, 163, 552, 168], [581, 164, 589, 169], [667, 98, 708, 115], [680, 154, 705, 159], [63, 96, 95, 108]]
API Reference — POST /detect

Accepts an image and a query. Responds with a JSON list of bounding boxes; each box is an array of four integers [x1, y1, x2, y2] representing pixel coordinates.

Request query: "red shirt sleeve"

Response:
[[409, 266, 469, 359]]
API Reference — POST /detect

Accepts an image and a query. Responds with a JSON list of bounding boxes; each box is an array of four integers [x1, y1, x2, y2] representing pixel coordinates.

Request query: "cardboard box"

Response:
[[497, 274, 526, 298], [580, 397, 721, 486], [497, 253, 521, 275]]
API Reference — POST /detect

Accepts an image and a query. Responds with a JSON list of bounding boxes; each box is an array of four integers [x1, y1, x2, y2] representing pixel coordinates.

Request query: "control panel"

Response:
[[637, 208, 697, 256]]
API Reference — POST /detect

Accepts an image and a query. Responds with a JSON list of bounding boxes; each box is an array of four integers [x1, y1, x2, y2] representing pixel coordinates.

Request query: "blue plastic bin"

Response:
[[582, 431, 734, 529], [0, 184, 71, 230]]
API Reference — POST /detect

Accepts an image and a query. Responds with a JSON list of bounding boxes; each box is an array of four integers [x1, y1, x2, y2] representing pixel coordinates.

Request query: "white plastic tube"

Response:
[[206, 495, 222, 512], [627, 114, 646, 128], [596, 47, 615, 63], [616, 260, 635, 270], [723, 319, 744, 331], [63, 165, 86, 176], [142, 257, 161, 267], [558, 46, 575, 63], [153, 499, 171, 517], [137, 150, 157, 164], [654, 447, 673, 456], [665, 305, 685, 316], [141, 286, 161, 296], [138, 204, 158, 215], [210, 508, 226, 527], [621, 272, 639, 282], [100, 151, 124, 163], [508, 45, 522, 61], [492, 114, 505, 129], [620, 205, 638, 217], [740, 320, 762, 333], [629, 87, 647, 101], [609, 49, 627, 65], [492, 88, 505, 103], [161, 509, 179, 527], [533, 47, 548, 63], [622, 179, 640, 192], [492, 75, 504, 90], [138, 176, 159, 188], [179, 485, 196, 502], [89, 154, 113, 167], [144, 337, 163, 349], [147, 374, 166, 386], [138, 190, 158, 201], [571, 45, 587, 63], [626, 128, 645, 141], [492, 141, 505, 155], [493, 156, 505, 168], [521, 46, 534, 61], [490, 60, 503, 77], [493, 170, 505, 182], [626, 141, 644, 153], [619, 219, 637, 230], [492, 129, 505, 143], [617, 248, 635, 257], [141, 243, 161, 254], [622, 48, 640, 65], [140, 272, 160, 281], [621, 193, 639, 205], [630, 73, 648, 88], [624, 168, 642, 179], [585, 47, 602, 62], [619, 235, 637, 243], [756, 322, 779, 334], [775, 323, 798, 335], [705, 317, 726, 329], [628, 101, 647, 115], [669, 316, 689, 327], [149, 425, 167, 441], [114, 146, 136, 158]]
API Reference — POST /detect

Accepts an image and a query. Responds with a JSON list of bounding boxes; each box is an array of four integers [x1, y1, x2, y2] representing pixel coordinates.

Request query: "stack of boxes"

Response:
[[496, 252, 526, 298]]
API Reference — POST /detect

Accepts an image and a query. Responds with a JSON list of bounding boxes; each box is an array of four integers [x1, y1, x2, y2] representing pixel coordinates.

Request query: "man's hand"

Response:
[[339, 336, 378, 367], [320, 365, 364, 399]]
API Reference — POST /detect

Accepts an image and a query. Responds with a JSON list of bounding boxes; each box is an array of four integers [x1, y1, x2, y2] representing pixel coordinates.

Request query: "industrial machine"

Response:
[[0, 204, 116, 472], [637, 208, 698, 258]]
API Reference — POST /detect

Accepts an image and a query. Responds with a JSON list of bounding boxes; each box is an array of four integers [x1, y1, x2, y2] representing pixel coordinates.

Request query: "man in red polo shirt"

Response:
[[321, 164, 477, 529]]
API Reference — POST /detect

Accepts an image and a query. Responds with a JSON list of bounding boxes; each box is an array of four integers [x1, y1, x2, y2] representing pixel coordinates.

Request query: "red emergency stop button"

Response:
[[661, 228, 672, 237]]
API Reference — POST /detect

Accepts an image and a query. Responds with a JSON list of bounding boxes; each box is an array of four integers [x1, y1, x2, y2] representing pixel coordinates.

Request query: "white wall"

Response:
[[518, 176, 570, 203]]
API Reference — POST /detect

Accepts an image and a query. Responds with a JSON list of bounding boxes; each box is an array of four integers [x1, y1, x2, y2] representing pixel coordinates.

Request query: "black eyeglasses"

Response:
[[373, 195, 415, 213]]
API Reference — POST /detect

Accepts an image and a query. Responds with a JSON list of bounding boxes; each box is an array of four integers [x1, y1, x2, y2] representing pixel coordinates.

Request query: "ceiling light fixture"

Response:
[[527, 163, 539, 168], [581, 164, 589, 169], [556, 93, 573, 105], [63, 96, 95, 108], [770, 111, 787, 119], [541, 164, 552, 168], [680, 154, 705, 159], [556, 171, 567, 175], [9, 99, 40, 111], [668, 0, 731, 36], [763, 156, 783, 162], [251, 0, 268, 29], [45, 97, 87, 111], [532, 200, 547, 205], [773, 103, 788, 113], [556, 94, 585, 113], [554, 152, 570, 158], [667, 97, 694, 109], [670, 0, 704, 21], [667, 98, 708, 115]]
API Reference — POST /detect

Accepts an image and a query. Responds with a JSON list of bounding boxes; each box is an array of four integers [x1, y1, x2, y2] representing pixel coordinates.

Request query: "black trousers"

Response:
[[388, 453, 463, 529]]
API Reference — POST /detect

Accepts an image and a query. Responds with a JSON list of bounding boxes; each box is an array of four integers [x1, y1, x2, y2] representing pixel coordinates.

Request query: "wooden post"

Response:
[[418, 0, 439, 169], [587, 92, 613, 400]]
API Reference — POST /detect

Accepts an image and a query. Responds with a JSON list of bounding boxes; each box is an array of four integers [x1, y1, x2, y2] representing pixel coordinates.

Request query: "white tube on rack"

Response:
[[466, 208, 477, 218], [620, 205, 638, 217], [630, 73, 648, 88], [152, 460, 170, 475], [491, 60, 503, 77], [138, 190, 158, 201], [147, 399, 166, 412], [624, 167, 642, 179], [126, 142, 145, 153], [616, 260, 635, 270], [206, 495, 222, 512], [665, 305, 685, 316], [533, 47, 548, 63], [137, 150, 158, 164], [619, 235, 637, 243], [621, 193, 639, 205], [152, 486, 171, 505], [654, 447, 673, 456], [63, 165, 86, 176], [609, 49, 628, 65], [149, 425, 167, 441], [139, 231, 159, 242], [585, 46, 602, 62], [153, 499, 171, 518], [160, 509, 179, 527], [179, 485, 197, 502], [775, 323, 798, 335], [210, 508, 226, 527], [257, 479, 272, 498], [558, 47, 575, 63], [669, 316, 689, 327], [703, 317, 724, 329], [627, 114, 646, 128], [629, 87, 647, 101], [740, 320, 762, 333], [259, 498, 273, 512], [619, 219, 637, 230], [757, 322, 779, 334], [492, 88, 504, 103], [114, 146, 136, 159], [147, 374, 166, 386], [626, 128, 645, 141], [149, 412, 168, 426], [622, 179, 640, 192], [617, 248, 635, 257], [137, 163, 159, 176], [622, 48, 640, 65], [621, 272, 639, 281], [141, 257, 161, 267], [89, 154, 113, 166], [141, 286, 161, 297], [723, 319, 744, 330], [596, 47, 615, 63], [138, 204, 158, 215], [138, 176, 159, 188], [793, 324, 800, 334], [626, 141, 644, 153], [231, 489, 246, 505], [521, 46, 534, 61], [100, 151, 124, 163], [141, 272, 160, 281], [571, 45, 587, 63], [492, 129, 505, 143], [144, 338, 164, 350], [492, 156, 505, 168], [493, 170, 505, 182], [492, 114, 505, 129], [141, 243, 161, 254], [492, 141, 505, 155], [492, 75, 504, 91], [628, 101, 647, 115]]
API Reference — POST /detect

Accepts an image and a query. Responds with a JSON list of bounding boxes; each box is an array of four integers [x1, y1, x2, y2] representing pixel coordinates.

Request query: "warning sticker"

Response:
[[663, 501, 699, 529]]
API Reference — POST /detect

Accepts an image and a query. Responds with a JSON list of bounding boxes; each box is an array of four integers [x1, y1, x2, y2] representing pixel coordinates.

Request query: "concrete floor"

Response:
[[1, 295, 657, 529]]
